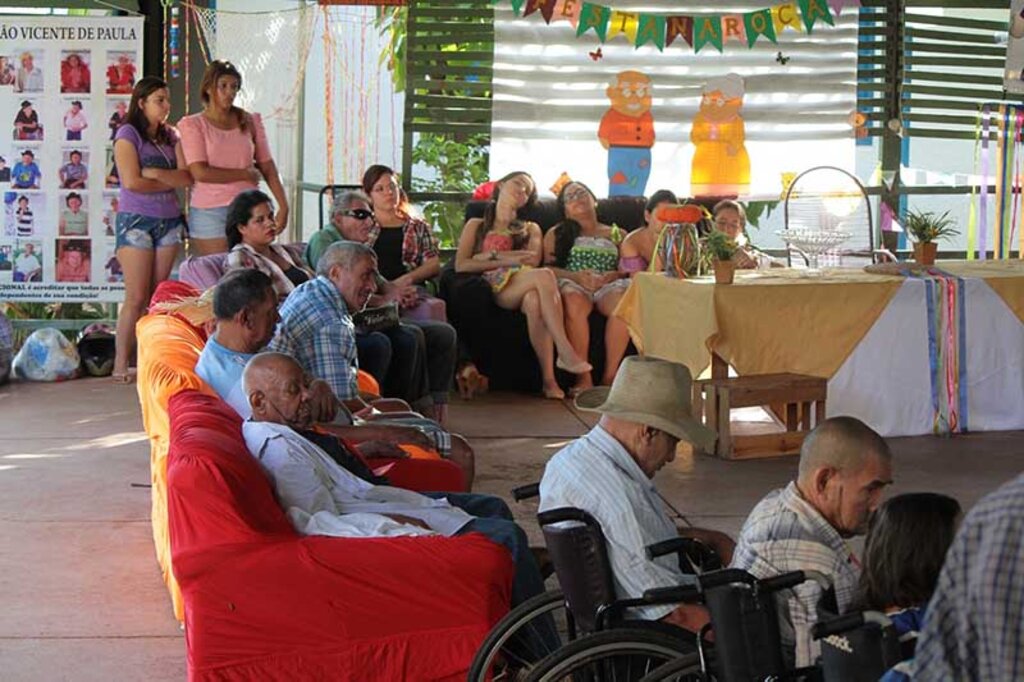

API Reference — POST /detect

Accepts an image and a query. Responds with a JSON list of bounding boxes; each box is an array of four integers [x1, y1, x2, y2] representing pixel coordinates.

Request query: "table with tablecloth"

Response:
[[615, 261, 1024, 437]]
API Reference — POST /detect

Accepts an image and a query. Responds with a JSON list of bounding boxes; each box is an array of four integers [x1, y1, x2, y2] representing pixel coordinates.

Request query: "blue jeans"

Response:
[[607, 146, 652, 197], [355, 330, 392, 387]]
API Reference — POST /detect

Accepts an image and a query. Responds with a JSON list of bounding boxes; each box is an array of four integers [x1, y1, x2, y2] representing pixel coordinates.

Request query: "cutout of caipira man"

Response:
[[598, 70, 655, 197]]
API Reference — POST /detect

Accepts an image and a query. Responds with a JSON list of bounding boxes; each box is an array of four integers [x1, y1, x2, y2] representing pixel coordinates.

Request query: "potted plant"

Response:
[[903, 209, 960, 266], [703, 230, 739, 284]]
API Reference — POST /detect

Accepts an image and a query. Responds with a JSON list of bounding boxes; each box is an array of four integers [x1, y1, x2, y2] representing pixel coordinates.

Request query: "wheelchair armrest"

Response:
[[537, 507, 594, 526], [641, 584, 702, 605], [697, 568, 757, 590], [512, 482, 540, 502], [811, 610, 892, 640], [646, 537, 695, 560], [760, 570, 812, 593]]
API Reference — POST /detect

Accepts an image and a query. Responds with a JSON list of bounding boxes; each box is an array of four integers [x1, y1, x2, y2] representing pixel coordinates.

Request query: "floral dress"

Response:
[[480, 232, 532, 293]]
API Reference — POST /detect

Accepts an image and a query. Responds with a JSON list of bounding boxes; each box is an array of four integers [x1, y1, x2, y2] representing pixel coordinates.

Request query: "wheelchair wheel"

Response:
[[525, 629, 698, 682], [468, 589, 571, 681], [637, 650, 712, 681]]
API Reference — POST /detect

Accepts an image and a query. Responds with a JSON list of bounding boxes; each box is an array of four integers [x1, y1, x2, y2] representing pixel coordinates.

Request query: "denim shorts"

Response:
[[115, 212, 184, 250], [187, 205, 230, 240]]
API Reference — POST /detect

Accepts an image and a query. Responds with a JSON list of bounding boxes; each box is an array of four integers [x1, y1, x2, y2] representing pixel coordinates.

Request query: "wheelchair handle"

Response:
[[759, 570, 811, 593], [512, 482, 540, 501], [642, 584, 702, 604], [697, 568, 757, 591], [537, 507, 591, 526]]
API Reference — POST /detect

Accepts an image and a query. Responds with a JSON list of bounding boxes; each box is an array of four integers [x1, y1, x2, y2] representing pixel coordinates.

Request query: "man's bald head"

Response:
[[242, 352, 312, 428], [798, 416, 890, 484], [796, 416, 893, 537]]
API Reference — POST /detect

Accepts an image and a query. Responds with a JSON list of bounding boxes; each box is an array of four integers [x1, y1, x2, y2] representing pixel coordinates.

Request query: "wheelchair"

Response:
[[468, 484, 722, 682], [812, 609, 917, 682]]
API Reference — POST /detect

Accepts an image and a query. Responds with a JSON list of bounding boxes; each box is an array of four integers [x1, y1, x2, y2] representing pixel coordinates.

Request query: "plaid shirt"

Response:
[[268, 276, 359, 400], [731, 482, 861, 667], [913, 473, 1024, 681], [368, 216, 439, 273]]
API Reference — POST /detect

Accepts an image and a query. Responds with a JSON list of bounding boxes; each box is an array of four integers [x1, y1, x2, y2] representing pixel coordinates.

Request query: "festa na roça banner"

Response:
[[0, 15, 142, 303], [489, 1, 861, 200]]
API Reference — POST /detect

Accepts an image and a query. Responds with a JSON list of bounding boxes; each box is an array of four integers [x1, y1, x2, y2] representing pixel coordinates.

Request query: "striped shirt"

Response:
[[731, 482, 861, 667], [913, 473, 1024, 681], [269, 276, 359, 400], [539, 425, 693, 620]]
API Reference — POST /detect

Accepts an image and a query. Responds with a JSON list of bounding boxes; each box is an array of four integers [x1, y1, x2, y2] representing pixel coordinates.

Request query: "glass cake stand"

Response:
[[776, 229, 851, 274]]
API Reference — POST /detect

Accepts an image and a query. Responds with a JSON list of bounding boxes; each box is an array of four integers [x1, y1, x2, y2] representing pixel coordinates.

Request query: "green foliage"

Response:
[[743, 200, 778, 229], [703, 229, 738, 261], [411, 132, 490, 248], [903, 209, 960, 244], [375, 7, 407, 93]]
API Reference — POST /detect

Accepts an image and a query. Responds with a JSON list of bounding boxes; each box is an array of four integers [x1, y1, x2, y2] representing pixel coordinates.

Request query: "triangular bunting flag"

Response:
[[693, 15, 723, 53], [772, 3, 804, 34], [577, 2, 611, 41], [798, 0, 834, 33], [743, 8, 777, 47], [523, 0, 543, 16], [552, 0, 582, 27], [828, 0, 861, 15], [721, 14, 747, 45], [636, 13, 666, 51], [665, 15, 693, 48], [608, 10, 639, 42], [539, 0, 557, 22], [510, 0, 526, 16]]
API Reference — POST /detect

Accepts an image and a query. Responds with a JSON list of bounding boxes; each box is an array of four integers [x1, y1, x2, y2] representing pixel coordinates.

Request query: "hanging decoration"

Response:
[[499, 0, 854, 52], [168, 3, 180, 78], [973, 104, 1024, 260]]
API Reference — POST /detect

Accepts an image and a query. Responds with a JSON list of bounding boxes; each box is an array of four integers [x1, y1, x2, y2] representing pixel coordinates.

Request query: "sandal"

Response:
[[111, 372, 135, 385]]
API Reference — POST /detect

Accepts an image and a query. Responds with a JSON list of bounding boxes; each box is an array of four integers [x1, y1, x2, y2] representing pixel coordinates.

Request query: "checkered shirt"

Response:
[[913, 473, 1024, 681], [268, 276, 359, 400], [731, 482, 861, 667], [368, 216, 439, 273]]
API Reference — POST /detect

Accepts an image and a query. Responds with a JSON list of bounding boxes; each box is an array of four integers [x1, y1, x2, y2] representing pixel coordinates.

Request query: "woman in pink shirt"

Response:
[[177, 60, 289, 256]]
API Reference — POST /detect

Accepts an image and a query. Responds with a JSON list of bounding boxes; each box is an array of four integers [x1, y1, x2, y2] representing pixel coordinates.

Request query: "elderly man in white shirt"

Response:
[[240, 351, 547, 611], [540, 356, 730, 634]]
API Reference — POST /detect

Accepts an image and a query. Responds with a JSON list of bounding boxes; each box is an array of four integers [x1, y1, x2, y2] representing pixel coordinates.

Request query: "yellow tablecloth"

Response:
[[615, 269, 903, 379], [616, 261, 1024, 379]]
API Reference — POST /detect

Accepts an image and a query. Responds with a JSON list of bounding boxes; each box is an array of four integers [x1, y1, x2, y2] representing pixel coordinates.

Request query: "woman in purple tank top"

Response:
[[111, 77, 193, 383]]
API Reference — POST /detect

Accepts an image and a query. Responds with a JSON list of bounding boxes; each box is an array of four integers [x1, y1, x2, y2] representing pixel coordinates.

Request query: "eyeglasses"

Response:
[[565, 188, 591, 202], [341, 208, 375, 221]]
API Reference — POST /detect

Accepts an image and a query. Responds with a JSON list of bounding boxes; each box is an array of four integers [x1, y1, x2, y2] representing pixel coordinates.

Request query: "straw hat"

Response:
[[574, 356, 716, 451]]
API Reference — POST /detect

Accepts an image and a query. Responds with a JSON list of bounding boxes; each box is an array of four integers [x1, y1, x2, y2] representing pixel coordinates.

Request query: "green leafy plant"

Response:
[[903, 209, 960, 244], [375, 7, 407, 93], [1, 301, 106, 352], [743, 200, 778, 229], [703, 229, 738, 261], [411, 132, 490, 247]]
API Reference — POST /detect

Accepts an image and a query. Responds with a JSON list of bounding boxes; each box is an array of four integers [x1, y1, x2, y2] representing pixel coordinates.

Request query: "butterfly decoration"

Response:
[[775, 51, 790, 65], [589, 47, 603, 61]]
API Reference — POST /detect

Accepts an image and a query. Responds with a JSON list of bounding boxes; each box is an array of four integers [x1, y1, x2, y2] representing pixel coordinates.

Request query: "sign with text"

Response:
[[0, 15, 142, 302]]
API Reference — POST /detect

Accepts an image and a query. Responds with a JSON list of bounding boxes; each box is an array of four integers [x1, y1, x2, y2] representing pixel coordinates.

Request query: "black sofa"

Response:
[[439, 196, 648, 393]]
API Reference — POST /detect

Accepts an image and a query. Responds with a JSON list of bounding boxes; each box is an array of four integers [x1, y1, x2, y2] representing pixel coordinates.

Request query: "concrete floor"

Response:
[[0, 378, 1021, 680]]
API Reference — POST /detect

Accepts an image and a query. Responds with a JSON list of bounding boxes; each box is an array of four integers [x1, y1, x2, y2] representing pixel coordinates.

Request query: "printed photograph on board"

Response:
[[106, 51, 136, 94], [58, 191, 89, 237], [59, 148, 89, 189], [55, 238, 91, 283], [103, 243, 122, 282], [13, 240, 42, 282], [106, 98, 128, 141], [101, 192, 118, 237], [60, 50, 92, 94], [62, 99, 90, 141], [4, 191, 46, 238], [13, 49, 44, 93], [13, 97, 43, 141], [0, 243, 12, 273], [104, 146, 119, 188], [0, 54, 16, 87]]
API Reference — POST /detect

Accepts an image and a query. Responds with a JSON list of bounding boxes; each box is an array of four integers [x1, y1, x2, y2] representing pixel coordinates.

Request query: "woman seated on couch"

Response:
[[543, 181, 631, 394], [620, 189, 678, 275], [455, 171, 591, 400], [225, 189, 313, 301]]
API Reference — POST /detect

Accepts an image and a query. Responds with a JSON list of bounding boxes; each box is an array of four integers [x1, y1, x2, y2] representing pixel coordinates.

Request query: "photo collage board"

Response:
[[0, 15, 142, 302]]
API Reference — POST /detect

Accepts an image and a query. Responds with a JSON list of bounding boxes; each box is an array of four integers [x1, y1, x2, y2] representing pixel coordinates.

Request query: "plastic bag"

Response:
[[13, 328, 80, 382]]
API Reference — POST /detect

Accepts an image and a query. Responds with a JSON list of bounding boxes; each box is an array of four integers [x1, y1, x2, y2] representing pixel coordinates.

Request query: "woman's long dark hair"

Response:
[[553, 181, 598, 267], [199, 60, 250, 132], [474, 171, 537, 253], [126, 76, 174, 146], [225, 189, 273, 248], [856, 492, 961, 612]]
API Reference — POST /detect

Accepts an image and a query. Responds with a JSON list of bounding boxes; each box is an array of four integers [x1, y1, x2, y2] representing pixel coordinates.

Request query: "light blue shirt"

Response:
[[195, 334, 253, 418], [539, 425, 690, 620]]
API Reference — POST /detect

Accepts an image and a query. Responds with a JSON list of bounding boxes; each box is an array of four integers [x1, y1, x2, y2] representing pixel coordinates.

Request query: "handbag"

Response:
[[401, 293, 447, 323], [352, 301, 401, 334]]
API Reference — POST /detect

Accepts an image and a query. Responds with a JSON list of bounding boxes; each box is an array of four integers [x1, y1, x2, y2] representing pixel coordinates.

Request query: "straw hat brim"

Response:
[[575, 386, 717, 452]]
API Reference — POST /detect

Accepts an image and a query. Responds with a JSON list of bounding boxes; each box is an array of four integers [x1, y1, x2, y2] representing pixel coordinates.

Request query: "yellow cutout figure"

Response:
[[690, 74, 750, 197], [598, 70, 655, 197]]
